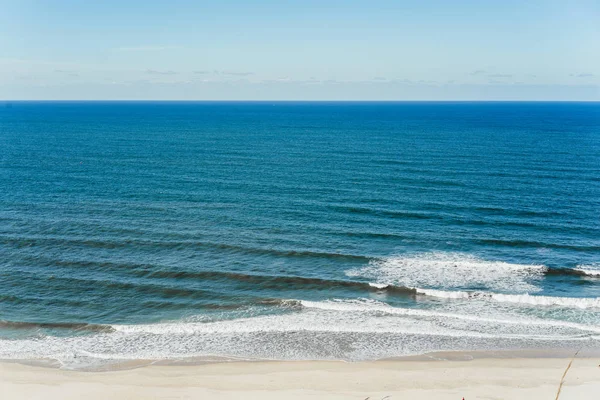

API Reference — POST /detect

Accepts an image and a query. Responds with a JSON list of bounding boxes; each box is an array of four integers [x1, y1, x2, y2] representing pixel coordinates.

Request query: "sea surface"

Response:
[[0, 101, 599, 369]]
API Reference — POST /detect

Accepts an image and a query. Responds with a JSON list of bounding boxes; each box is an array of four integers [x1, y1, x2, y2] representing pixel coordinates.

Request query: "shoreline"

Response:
[[1, 354, 599, 399], [3, 347, 600, 372]]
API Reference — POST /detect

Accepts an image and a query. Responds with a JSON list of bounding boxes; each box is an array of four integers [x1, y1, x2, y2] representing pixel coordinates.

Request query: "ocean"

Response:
[[0, 101, 599, 369]]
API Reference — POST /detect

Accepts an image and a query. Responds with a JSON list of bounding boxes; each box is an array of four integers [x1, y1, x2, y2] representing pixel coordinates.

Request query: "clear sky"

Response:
[[1, 0, 599, 100]]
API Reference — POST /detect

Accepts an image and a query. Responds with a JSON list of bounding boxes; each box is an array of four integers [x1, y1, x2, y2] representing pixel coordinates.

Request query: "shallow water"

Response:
[[1, 101, 599, 368]]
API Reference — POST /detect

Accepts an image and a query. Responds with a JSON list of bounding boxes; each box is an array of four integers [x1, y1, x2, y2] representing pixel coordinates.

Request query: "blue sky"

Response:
[[1, 0, 598, 100]]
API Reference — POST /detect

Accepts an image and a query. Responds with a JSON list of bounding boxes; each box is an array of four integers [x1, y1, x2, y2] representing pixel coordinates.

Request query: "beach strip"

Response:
[[1, 357, 599, 399]]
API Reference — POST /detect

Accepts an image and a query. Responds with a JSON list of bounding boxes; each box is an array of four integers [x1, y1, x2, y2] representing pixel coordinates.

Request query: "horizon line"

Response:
[[3, 99, 599, 103]]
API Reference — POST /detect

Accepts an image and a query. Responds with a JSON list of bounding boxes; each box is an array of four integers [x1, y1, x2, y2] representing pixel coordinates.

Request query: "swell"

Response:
[[0, 234, 369, 261], [6, 255, 598, 300], [139, 270, 417, 295], [67, 267, 418, 297], [325, 204, 598, 239], [1, 272, 249, 304], [2, 263, 419, 305]]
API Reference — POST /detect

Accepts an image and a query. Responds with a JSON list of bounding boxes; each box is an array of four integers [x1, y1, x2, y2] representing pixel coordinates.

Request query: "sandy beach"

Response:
[[1, 356, 599, 399]]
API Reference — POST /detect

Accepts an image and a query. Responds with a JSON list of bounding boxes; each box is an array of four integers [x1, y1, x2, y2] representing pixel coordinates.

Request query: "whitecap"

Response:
[[574, 263, 600, 277], [348, 251, 546, 293], [415, 288, 600, 309]]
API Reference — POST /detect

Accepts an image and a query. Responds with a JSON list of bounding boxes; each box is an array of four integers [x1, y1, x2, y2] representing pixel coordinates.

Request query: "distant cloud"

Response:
[[487, 74, 512, 78], [570, 73, 594, 78], [145, 69, 178, 75], [54, 69, 79, 77], [469, 70, 487, 76], [194, 70, 210, 74], [372, 76, 387, 81], [116, 46, 179, 52]]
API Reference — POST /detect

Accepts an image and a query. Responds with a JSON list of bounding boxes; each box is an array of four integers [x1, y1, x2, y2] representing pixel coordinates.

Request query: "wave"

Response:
[[297, 299, 600, 334], [140, 270, 417, 295], [415, 288, 600, 309], [2, 299, 598, 339], [545, 268, 600, 278], [89, 298, 600, 337], [347, 252, 546, 293], [348, 252, 600, 299], [574, 264, 600, 277], [344, 252, 600, 310], [7, 260, 421, 301], [575, 269, 600, 277]]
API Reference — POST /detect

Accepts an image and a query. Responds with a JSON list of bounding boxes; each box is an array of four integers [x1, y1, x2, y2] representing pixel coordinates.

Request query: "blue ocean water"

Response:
[[0, 101, 599, 367]]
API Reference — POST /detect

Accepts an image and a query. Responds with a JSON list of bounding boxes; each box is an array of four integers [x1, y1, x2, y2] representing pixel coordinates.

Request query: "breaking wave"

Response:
[[346, 252, 547, 293], [574, 263, 600, 277], [415, 289, 600, 309]]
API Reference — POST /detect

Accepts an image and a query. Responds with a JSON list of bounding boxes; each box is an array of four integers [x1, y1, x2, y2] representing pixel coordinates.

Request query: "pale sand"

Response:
[[1, 357, 599, 399]]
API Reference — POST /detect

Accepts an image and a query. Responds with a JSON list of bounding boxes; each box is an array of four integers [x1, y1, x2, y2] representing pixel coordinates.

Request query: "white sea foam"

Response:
[[368, 282, 389, 289], [356, 253, 600, 310], [298, 299, 600, 334], [490, 293, 600, 309], [3, 251, 592, 368], [415, 288, 471, 299], [415, 288, 600, 309], [347, 252, 546, 293], [0, 298, 597, 368], [575, 263, 600, 277]]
